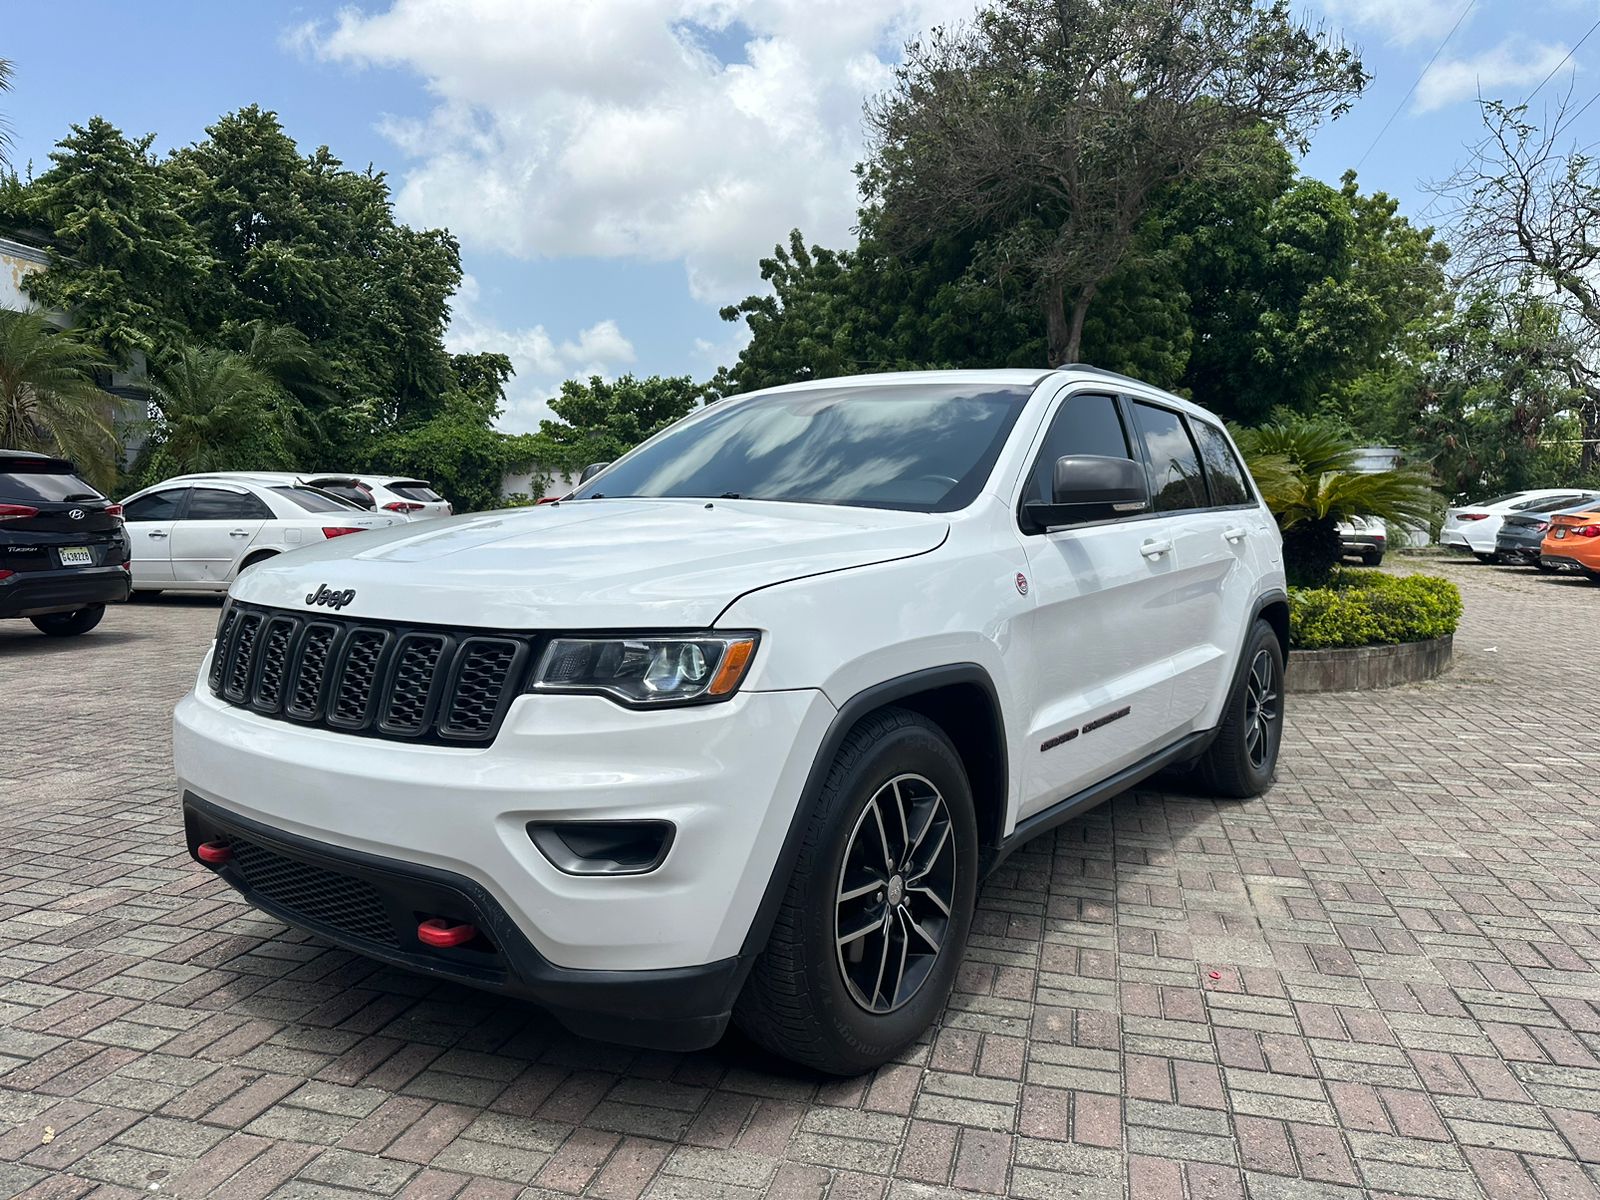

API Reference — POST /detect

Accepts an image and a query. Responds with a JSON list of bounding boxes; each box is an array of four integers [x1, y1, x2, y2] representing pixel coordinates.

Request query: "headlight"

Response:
[[527, 632, 759, 707]]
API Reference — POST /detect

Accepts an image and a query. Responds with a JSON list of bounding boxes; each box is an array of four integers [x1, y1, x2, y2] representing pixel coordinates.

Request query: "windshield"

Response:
[[572, 383, 1035, 512]]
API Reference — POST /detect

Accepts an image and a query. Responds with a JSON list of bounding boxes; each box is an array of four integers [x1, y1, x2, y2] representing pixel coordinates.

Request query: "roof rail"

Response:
[[1052, 362, 1147, 388]]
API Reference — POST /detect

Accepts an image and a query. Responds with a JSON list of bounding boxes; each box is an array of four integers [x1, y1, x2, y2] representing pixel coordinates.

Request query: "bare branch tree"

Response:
[[863, 0, 1366, 365], [1437, 91, 1600, 471]]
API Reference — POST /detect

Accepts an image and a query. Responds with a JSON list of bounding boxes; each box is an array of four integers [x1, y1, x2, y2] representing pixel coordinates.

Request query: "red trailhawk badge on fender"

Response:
[[1015, 573, 1029, 596]]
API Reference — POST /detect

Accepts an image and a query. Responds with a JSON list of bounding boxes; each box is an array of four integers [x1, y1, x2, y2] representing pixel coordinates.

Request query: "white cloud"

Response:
[[1415, 38, 1571, 112], [1317, 0, 1470, 47], [447, 275, 638, 432], [296, 0, 976, 306]]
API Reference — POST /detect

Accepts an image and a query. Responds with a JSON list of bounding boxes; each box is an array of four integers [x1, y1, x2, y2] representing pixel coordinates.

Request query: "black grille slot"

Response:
[[287, 623, 337, 720], [329, 629, 389, 728], [230, 839, 398, 948], [441, 639, 521, 739], [251, 618, 297, 712], [208, 608, 239, 692], [223, 612, 264, 702], [209, 603, 536, 745], [381, 634, 447, 735]]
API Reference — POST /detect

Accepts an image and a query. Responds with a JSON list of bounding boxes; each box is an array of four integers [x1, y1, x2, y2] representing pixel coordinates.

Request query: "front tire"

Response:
[[735, 708, 978, 1075], [1195, 620, 1284, 798], [30, 605, 106, 638]]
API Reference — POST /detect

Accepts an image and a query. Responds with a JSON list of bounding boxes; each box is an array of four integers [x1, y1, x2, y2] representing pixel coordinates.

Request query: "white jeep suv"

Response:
[[173, 368, 1287, 1073]]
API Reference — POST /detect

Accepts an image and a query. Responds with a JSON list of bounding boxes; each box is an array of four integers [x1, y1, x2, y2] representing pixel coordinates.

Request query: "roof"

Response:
[[735, 365, 1213, 421]]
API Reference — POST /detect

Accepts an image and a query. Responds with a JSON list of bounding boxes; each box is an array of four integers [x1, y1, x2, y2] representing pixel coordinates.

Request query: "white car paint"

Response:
[[121, 476, 404, 592], [172, 367, 1285, 1050], [1440, 488, 1598, 556], [174, 472, 454, 520]]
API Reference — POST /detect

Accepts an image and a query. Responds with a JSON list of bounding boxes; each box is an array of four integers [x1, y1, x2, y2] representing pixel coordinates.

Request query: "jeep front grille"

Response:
[[210, 603, 534, 745]]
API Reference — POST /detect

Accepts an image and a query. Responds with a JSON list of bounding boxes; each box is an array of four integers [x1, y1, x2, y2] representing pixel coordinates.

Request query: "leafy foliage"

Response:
[[1290, 570, 1462, 649], [1234, 415, 1438, 584], [134, 343, 315, 483], [863, 0, 1365, 363], [537, 374, 706, 472], [0, 308, 117, 486]]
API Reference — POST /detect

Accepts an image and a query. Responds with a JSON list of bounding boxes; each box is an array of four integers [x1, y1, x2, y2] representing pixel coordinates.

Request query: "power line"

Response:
[[1355, 0, 1477, 171], [1521, 14, 1600, 108]]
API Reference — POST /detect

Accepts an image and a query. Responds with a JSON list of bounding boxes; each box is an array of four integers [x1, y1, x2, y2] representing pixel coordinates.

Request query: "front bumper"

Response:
[[173, 676, 835, 974], [183, 793, 743, 1050], [0, 565, 130, 618]]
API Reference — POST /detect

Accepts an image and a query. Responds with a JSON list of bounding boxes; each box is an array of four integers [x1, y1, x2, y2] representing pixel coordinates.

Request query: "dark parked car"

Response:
[[1495, 493, 1600, 568], [0, 450, 131, 636]]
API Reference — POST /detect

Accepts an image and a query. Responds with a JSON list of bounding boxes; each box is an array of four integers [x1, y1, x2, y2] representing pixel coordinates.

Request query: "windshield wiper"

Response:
[[718, 492, 743, 500]]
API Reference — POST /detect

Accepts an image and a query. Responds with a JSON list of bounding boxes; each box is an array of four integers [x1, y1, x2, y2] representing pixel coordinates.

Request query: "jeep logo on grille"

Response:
[[305, 584, 357, 610]]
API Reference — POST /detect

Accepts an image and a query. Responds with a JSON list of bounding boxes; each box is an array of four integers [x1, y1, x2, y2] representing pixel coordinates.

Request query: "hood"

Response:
[[230, 498, 948, 628]]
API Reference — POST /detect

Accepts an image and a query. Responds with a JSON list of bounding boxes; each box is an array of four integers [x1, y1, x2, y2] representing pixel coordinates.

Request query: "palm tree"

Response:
[[137, 343, 315, 482], [0, 308, 117, 485], [1233, 417, 1438, 586], [0, 57, 13, 169]]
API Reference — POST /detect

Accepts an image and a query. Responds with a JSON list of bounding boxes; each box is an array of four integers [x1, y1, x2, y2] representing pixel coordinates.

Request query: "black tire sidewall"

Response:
[[31, 604, 105, 637], [801, 720, 978, 1070], [1229, 621, 1285, 791]]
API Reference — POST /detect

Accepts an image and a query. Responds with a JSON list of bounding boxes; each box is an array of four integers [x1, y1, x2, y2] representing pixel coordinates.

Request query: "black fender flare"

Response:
[[735, 663, 1008, 965]]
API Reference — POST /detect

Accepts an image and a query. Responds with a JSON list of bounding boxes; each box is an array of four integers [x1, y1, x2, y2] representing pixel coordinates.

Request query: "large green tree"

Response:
[[864, 0, 1365, 365], [537, 374, 706, 472]]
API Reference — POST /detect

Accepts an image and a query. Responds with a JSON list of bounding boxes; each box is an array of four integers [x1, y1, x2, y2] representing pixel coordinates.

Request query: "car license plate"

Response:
[[57, 546, 93, 567], [1555, 527, 1567, 539]]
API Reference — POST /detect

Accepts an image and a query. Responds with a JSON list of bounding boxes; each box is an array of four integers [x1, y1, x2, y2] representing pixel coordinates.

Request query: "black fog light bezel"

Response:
[[527, 820, 676, 876]]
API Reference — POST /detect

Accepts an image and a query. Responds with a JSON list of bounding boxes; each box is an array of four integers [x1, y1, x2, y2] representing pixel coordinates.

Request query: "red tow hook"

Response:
[[196, 841, 233, 865], [417, 918, 477, 948]]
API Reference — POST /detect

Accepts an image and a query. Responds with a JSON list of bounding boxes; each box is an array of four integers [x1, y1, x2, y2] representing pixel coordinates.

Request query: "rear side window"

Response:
[[1020, 393, 1132, 506], [123, 490, 186, 522], [0, 457, 103, 503], [323, 485, 375, 509], [389, 481, 442, 503], [186, 488, 273, 521], [271, 486, 360, 513], [1190, 420, 1253, 507], [1130, 402, 1207, 512]]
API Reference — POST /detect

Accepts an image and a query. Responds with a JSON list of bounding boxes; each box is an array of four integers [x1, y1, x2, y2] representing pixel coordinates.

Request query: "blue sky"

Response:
[[4, 0, 1597, 431]]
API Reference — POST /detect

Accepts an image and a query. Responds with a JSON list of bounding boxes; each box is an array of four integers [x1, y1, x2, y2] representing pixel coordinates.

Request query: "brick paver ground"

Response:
[[1, 558, 1597, 1200]]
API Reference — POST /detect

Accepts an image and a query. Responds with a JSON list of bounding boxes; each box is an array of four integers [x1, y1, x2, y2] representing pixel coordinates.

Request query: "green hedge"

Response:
[[1289, 570, 1462, 650]]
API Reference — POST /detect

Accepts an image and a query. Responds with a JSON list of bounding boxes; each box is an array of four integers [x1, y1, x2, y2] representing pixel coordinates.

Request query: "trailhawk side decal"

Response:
[[1040, 705, 1132, 753]]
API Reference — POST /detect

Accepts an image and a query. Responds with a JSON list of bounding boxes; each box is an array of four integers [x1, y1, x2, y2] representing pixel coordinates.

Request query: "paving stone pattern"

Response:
[[1, 560, 1597, 1199]]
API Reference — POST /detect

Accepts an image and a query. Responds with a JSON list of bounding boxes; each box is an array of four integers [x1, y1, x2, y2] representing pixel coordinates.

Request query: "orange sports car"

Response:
[[1540, 506, 1600, 580]]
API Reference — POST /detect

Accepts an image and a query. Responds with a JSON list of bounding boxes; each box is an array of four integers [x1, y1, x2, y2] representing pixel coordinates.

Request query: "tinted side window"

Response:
[[186, 488, 271, 520], [1190, 420, 1252, 507], [1021, 393, 1132, 506], [123, 490, 186, 522], [1131, 402, 1207, 513]]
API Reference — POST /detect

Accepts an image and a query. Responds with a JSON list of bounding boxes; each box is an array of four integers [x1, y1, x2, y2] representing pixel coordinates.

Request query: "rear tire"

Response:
[[735, 708, 978, 1075], [1360, 550, 1384, 566], [1536, 562, 1557, 574], [1194, 620, 1284, 799], [1473, 551, 1498, 564], [30, 605, 105, 638], [239, 550, 278, 573]]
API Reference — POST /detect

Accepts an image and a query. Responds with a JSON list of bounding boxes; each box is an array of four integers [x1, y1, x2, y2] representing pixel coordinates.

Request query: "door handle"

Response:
[[1223, 526, 1247, 542], [229, 529, 250, 538], [147, 530, 168, 539], [1140, 538, 1173, 559]]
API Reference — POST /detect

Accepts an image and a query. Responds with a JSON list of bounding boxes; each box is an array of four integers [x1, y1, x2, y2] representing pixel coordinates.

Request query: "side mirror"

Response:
[[578, 462, 610, 485], [1024, 455, 1149, 530]]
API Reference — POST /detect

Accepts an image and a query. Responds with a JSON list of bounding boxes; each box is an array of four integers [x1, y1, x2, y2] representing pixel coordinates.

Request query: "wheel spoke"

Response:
[[908, 884, 950, 917], [904, 908, 943, 952], [838, 877, 883, 905], [907, 820, 950, 884], [870, 914, 892, 1006], [906, 795, 939, 860], [837, 914, 881, 947], [869, 798, 893, 871], [890, 779, 911, 863], [887, 909, 911, 1006]]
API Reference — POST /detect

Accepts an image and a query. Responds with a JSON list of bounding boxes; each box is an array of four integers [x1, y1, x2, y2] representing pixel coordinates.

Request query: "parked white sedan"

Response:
[[119, 476, 404, 593], [1440, 488, 1600, 561]]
